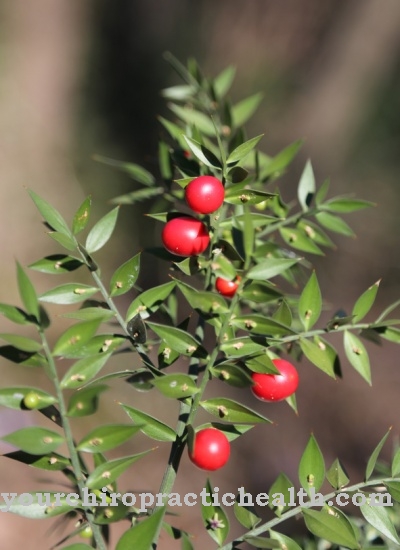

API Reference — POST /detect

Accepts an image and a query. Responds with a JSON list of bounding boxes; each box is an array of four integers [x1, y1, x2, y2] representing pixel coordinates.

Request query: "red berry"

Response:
[[188, 428, 230, 471], [162, 216, 210, 257], [185, 175, 225, 214], [251, 358, 299, 402], [215, 276, 240, 298]]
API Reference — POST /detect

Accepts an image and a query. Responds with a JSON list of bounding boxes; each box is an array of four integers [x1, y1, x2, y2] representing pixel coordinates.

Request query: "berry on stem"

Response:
[[188, 428, 230, 471], [162, 216, 210, 257], [23, 391, 40, 409], [215, 276, 240, 298], [251, 358, 299, 402], [185, 175, 225, 214]]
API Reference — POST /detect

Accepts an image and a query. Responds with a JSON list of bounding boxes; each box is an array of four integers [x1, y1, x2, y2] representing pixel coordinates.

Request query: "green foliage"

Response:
[[1, 55, 400, 550]]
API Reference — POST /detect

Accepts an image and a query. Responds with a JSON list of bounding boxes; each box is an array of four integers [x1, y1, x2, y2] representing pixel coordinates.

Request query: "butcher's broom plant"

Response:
[[1, 53, 400, 549]]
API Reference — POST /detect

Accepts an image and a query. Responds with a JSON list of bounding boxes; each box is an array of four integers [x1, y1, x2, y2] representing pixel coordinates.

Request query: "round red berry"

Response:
[[162, 216, 210, 257], [215, 276, 240, 298], [185, 175, 225, 214], [188, 428, 230, 471], [251, 358, 299, 402]]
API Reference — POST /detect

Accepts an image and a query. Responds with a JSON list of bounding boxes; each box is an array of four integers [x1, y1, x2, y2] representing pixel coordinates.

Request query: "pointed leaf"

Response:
[[53, 319, 102, 356], [227, 135, 264, 164], [40, 284, 98, 304], [0, 387, 56, 410], [326, 458, 350, 489], [77, 424, 142, 453], [298, 434, 325, 494], [343, 330, 371, 384], [169, 103, 215, 136], [86, 451, 152, 489], [2, 427, 63, 455], [352, 280, 380, 323], [0, 492, 82, 518], [360, 503, 400, 545], [146, 322, 206, 357], [85, 207, 119, 253], [211, 363, 254, 387], [232, 92, 263, 127], [231, 315, 295, 337], [300, 338, 336, 377], [298, 160, 315, 211], [268, 473, 295, 516], [269, 531, 302, 550], [183, 136, 222, 168], [365, 428, 391, 481], [151, 373, 199, 399], [0, 303, 30, 325], [299, 272, 322, 330], [109, 253, 141, 297], [93, 155, 155, 185], [29, 255, 83, 274], [224, 188, 275, 206], [315, 211, 355, 237], [233, 493, 261, 529], [126, 281, 176, 320], [201, 479, 230, 546], [116, 506, 166, 550], [17, 262, 39, 320], [322, 197, 375, 213], [200, 398, 271, 424], [214, 65, 236, 98], [122, 404, 176, 442], [260, 139, 303, 179], [61, 354, 112, 389], [248, 257, 301, 280], [29, 189, 71, 236], [279, 227, 323, 255], [72, 196, 92, 234], [392, 447, 400, 477], [0, 334, 41, 353], [302, 508, 359, 549], [67, 385, 107, 417]]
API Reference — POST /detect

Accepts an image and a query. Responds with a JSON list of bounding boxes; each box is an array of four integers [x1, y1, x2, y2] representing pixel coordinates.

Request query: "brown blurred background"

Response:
[[1, 0, 400, 548]]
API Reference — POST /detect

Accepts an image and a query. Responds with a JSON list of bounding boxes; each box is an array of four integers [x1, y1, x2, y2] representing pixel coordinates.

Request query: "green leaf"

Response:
[[230, 315, 295, 336], [300, 338, 336, 378], [151, 373, 199, 399], [61, 307, 115, 322], [260, 139, 303, 179], [67, 385, 107, 417], [214, 65, 236, 99], [241, 282, 283, 303], [210, 363, 254, 387], [110, 253, 141, 297], [244, 537, 280, 548], [201, 479, 229, 545], [297, 219, 336, 249], [227, 135, 264, 164], [365, 428, 391, 481], [169, 103, 215, 136], [315, 178, 330, 205], [29, 255, 83, 274], [2, 427, 63, 455], [220, 336, 267, 358], [247, 257, 301, 280], [279, 227, 323, 255], [298, 160, 315, 212], [158, 116, 187, 149], [224, 188, 275, 206], [0, 303, 30, 324], [269, 531, 302, 550], [48, 231, 77, 251], [245, 354, 280, 374], [115, 506, 166, 550], [111, 187, 163, 205], [268, 473, 295, 516], [61, 334, 125, 358], [299, 271, 322, 330], [392, 447, 400, 477], [62, 545, 93, 550], [232, 92, 263, 127], [322, 197, 375, 213], [126, 281, 176, 320], [0, 346, 47, 368], [200, 398, 271, 424], [272, 300, 292, 327], [40, 283, 98, 304], [183, 136, 222, 168], [326, 458, 350, 489], [302, 508, 359, 549], [0, 387, 56, 410], [77, 424, 142, 453], [0, 334, 42, 353], [315, 211, 355, 237], [298, 434, 325, 494], [178, 282, 228, 316], [85, 207, 119, 253], [0, 492, 82, 518], [233, 493, 261, 529], [195, 422, 253, 442], [72, 195, 92, 234], [93, 155, 155, 185], [53, 319, 102, 356], [146, 322, 206, 357], [343, 330, 371, 384], [352, 280, 380, 323], [85, 451, 152, 489], [122, 404, 176, 442], [360, 503, 400, 545], [61, 354, 112, 389], [17, 262, 39, 320], [5, 450, 70, 471], [161, 84, 196, 100], [29, 189, 71, 236]]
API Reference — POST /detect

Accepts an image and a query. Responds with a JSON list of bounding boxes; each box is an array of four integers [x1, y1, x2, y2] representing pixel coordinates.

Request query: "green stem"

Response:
[[219, 476, 400, 549], [39, 330, 107, 550]]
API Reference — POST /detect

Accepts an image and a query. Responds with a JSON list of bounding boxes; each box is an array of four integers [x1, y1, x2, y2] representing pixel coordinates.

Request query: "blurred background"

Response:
[[1, 0, 400, 547]]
